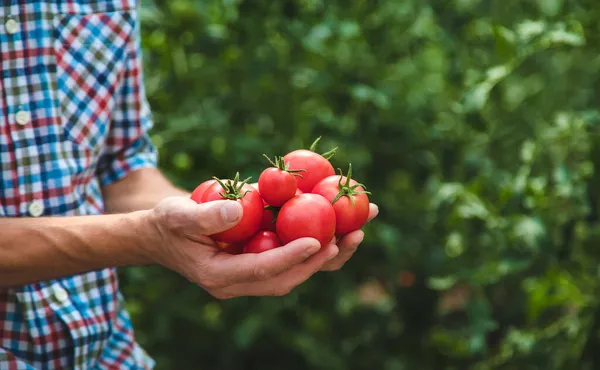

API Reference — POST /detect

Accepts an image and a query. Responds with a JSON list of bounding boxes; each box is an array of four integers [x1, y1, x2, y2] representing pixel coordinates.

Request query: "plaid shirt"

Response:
[[1, 0, 158, 368]]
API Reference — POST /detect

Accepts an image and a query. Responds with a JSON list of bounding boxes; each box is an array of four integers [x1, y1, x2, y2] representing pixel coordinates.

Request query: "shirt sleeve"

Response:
[[95, 11, 158, 186]]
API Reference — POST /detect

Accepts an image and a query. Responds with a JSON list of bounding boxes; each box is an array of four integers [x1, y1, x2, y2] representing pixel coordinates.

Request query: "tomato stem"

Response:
[[262, 154, 307, 178], [331, 163, 371, 206], [308, 136, 338, 160], [212, 172, 253, 200]]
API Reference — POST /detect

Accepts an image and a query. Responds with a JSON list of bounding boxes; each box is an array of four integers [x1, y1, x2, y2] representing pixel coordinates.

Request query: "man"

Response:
[[0, 1, 378, 369]]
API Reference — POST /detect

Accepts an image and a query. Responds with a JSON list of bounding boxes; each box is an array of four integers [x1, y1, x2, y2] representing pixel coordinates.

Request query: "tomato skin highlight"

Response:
[[312, 175, 370, 235], [276, 193, 336, 248], [258, 167, 298, 206], [199, 181, 264, 244], [190, 179, 217, 203], [243, 231, 282, 253], [283, 150, 335, 193]]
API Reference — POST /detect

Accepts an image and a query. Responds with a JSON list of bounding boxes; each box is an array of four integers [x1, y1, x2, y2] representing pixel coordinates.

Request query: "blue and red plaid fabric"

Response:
[[1, 0, 158, 368]]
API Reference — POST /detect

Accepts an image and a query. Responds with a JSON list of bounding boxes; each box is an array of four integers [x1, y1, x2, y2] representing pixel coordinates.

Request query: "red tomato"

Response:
[[276, 193, 336, 247], [258, 155, 305, 206], [258, 167, 298, 206], [295, 188, 303, 196], [199, 175, 264, 244], [190, 179, 216, 203], [243, 231, 282, 253], [311, 165, 370, 235], [283, 150, 335, 193]]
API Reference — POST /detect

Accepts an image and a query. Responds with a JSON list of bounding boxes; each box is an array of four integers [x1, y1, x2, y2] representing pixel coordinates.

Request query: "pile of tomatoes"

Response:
[[190, 137, 371, 254]]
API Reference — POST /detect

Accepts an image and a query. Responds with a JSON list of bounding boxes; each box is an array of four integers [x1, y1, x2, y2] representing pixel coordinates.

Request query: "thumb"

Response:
[[189, 200, 243, 236], [159, 197, 243, 236]]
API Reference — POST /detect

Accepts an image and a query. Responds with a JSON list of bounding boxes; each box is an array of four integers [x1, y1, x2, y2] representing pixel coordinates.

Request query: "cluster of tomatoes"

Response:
[[190, 137, 371, 254]]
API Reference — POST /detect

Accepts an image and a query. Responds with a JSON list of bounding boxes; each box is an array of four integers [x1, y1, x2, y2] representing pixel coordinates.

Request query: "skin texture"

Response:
[[276, 193, 337, 248], [258, 167, 298, 206], [243, 231, 282, 254], [199, 181, 264, 243], [1, 167, 378, 297], [312, 175, 370, 235], [283, 150, 335, 193]]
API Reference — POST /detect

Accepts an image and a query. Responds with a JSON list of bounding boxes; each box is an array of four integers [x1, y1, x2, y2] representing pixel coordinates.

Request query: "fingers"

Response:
[[321, 230, 364, 271], [216, 244, 339, 298], [204, 237, 321, 288], [367, 203, 379, 222]]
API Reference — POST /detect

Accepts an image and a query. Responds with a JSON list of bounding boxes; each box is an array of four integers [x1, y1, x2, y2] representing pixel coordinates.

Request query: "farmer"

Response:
[[0, 1, 378, 368]]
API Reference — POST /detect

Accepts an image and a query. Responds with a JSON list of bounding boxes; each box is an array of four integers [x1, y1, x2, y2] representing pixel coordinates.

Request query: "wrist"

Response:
[[124, 209, 163, 266]]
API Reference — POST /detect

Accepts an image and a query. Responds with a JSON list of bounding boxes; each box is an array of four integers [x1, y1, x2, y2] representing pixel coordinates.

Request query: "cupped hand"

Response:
[[146, 197, 338, 299]]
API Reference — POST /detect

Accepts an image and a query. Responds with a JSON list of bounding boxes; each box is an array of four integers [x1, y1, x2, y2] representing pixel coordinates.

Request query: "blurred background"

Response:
[[119, 0, 600, 369]]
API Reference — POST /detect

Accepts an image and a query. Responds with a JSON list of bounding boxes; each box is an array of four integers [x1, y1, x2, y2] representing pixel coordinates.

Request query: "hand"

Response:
[[145, 197, 339, 299], [320, 203, 379, 271]]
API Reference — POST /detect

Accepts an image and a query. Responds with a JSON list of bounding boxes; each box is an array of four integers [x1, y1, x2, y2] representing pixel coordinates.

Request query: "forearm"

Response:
[[102, 167, 191, 213], [0, 211, 155, 288]]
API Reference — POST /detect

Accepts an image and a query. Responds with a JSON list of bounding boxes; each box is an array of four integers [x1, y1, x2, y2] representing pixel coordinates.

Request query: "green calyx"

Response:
[[332, 163, 372, 206], [263, 154, 306, 178], [212, 172, 253, 200], [309, 136, 338, 160]]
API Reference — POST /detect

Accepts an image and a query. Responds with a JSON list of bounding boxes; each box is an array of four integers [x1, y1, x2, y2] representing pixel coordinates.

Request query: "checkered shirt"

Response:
[[1, 0, 158, 368]]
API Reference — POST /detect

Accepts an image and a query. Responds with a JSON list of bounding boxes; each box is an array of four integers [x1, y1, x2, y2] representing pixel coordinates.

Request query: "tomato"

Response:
[[190, 179, 216, 203], [295, 188, 303, 196], [276, 193, 336, 247], [258, 155, 305, 206], [260, 203, 276, 232], [216, 241, 244, 255], [198, 174, 264, 243], [258, 167, 298, 206], [283, 137, 336, 193], [243, 231, 282, 253], [311, 164, 371, 235]]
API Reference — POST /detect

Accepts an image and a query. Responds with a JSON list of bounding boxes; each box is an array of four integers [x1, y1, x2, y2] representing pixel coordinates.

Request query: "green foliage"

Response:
[[119, 0, 600, 368]]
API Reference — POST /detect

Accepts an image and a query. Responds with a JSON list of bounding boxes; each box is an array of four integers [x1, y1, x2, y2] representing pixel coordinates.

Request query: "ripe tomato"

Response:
[[190, 179, 216, 203], [311, 164, 371, 235], [276, 193, 336, 247], [283, 137, 336, 193], [258, 155, 305, 206], [198, 174, 264, 244], [243, 231, 282, 253]]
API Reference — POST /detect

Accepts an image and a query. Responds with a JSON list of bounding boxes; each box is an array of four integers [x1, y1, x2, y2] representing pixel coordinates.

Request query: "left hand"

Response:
[[320, 203, 379, 271]]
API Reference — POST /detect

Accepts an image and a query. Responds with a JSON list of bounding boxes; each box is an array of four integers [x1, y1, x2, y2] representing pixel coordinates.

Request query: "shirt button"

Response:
[[28, 201, 44, 217], [15, 110, 31, 126], [4, 18, 19, 35], [53, 286, 69, 303]]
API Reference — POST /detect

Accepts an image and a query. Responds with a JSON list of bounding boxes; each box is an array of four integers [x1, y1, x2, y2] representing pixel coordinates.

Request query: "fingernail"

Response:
[[221, 202, 241, 223]]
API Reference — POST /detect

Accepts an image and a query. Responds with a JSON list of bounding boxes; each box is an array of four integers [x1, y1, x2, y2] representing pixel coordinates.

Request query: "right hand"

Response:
[[144, 196, 339, 299]]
